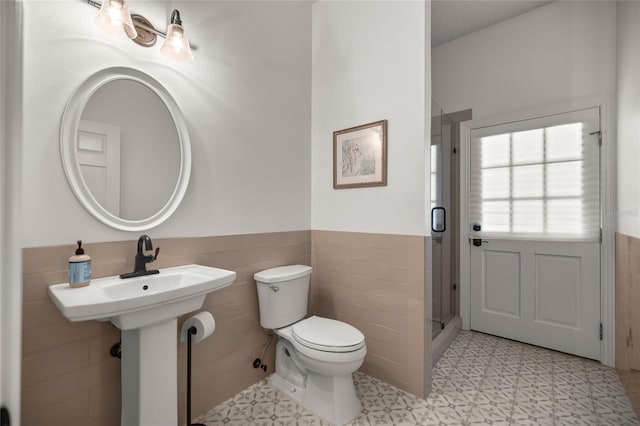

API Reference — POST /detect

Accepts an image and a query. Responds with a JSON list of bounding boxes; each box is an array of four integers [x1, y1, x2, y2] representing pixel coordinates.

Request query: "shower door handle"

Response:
[[1, 407, 9, 426], [431, 207, 446, 233]]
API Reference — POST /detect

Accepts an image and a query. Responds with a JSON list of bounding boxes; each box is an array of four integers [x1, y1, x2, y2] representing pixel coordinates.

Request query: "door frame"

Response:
[[1, 0, 24, 419], [78, 119, 122, 216], [459, 95, 616, 367]]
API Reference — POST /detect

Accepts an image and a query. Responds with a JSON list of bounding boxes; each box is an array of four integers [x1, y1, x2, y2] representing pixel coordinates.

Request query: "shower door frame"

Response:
[[431, 105, 458, 340]]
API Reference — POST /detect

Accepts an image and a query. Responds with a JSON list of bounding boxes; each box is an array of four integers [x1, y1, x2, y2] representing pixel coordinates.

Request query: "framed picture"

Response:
[[333, 119, 387, 189]]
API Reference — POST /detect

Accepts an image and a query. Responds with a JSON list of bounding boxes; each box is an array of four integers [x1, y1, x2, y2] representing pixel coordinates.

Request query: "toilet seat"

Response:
[[292, 316, 365, 353]]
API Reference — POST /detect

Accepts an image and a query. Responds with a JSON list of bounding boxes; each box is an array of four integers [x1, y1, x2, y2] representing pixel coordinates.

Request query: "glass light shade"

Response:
[[95, 0, 137, 39], [160, 24, 193, 63]]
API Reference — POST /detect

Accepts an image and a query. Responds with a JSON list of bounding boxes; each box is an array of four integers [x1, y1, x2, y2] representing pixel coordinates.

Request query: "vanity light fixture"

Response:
[[93, 0, 137, 39], [160, 11, 194, 63], [88, 0, 194, 62]]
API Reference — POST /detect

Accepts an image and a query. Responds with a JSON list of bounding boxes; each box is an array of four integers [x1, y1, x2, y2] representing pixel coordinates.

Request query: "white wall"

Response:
[[616, 1, 640, 238], [311, 0, 428, 236], [432, 1, 616, 121], [22, 0, 311, 247]]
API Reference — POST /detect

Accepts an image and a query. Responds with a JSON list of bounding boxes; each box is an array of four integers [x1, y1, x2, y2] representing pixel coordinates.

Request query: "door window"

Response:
[[469, 108, 600, 240]]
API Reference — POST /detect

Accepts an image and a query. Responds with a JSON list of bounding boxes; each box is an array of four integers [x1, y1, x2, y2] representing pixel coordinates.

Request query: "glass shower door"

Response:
[[431, 102, 455, 340]]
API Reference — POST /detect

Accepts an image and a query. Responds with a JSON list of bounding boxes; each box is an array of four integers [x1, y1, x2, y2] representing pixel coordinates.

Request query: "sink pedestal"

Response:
[[121, 318, 177, 426]]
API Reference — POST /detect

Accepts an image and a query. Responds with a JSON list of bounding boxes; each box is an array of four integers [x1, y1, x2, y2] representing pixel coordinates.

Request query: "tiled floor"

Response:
[[198, 331, 639, 425]]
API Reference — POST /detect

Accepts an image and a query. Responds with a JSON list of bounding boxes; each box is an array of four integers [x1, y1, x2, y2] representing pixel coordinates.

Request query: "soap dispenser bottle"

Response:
[[69, 240, 91, 288]]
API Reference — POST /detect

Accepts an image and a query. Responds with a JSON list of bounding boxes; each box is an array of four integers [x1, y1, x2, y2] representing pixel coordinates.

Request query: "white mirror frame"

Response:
[[60, 67, 191, 231]]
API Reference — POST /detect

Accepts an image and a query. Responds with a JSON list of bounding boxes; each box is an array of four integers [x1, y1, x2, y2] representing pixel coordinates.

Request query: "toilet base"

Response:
[[269, 372, 305, 405], [268, 332, 364, 425], [269, 370, 362, 426]]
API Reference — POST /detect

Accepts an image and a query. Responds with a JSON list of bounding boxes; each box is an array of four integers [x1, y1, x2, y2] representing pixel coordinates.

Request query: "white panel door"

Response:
[[468, 108, 601, 360], [77, 119, 121, 216], [470, 240, 600, 360]]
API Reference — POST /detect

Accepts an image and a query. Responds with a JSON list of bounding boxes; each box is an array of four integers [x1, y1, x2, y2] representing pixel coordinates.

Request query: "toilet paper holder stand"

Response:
[[185, 326, 206, 426], [181, 311, 215, 426]]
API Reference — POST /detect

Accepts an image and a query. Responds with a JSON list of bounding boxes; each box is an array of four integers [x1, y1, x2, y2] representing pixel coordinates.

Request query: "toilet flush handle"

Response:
[[268, 284, 279, 292]]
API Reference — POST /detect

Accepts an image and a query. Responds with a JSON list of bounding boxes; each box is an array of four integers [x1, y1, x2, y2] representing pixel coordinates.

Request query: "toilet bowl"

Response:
[[255, 266, 366, 425]]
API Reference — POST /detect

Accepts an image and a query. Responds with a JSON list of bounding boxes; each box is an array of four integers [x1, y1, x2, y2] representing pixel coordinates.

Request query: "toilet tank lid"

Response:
[[254, 264, 312, 283]]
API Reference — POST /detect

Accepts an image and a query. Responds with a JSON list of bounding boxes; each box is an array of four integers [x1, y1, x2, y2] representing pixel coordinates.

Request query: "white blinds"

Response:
[[469, 108, 600, 241]]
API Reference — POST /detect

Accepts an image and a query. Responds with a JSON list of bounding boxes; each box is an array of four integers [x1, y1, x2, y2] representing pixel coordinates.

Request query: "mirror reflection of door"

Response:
[[77, 119, 121, 216], [80, 79, 181, 221]]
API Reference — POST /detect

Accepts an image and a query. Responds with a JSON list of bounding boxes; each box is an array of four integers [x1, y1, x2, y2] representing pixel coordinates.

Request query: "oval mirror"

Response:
[[60, 67, 191, 231]]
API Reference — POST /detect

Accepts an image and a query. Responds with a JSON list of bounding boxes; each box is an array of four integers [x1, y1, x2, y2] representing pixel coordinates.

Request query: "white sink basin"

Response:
[[49, 264, 236, 330]]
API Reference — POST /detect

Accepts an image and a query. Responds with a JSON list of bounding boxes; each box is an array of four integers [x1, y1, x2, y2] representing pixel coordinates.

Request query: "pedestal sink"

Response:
[[49, 264, 236, 426]]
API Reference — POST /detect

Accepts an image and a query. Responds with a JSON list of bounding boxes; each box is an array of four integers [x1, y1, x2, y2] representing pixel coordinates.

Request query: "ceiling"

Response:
[[432, 0, 555, 47]]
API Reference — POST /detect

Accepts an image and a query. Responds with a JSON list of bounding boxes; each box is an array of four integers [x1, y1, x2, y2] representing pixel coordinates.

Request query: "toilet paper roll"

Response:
[[181, 311, 216, 343]]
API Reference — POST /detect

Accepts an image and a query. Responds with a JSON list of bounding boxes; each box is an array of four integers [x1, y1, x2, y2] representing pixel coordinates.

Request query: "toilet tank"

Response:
[[254, 265, 312, 329]]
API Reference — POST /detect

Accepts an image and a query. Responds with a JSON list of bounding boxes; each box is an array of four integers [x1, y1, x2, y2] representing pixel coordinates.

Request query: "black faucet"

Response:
[[119, 235, 160, 279]]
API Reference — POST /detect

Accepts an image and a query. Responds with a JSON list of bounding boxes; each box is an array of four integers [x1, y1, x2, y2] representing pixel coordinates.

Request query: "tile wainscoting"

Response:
[[311, 230, 428, 398], [616, 232, 640, 371], [21, 229, 428, 425], [21, 231, 310, 426], [616, 232, 640, 417]]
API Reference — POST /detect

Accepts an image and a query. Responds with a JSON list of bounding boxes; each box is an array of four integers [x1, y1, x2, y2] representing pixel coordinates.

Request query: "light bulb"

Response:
[[95, 0, 137, 39], [160, 23, 193, 62]]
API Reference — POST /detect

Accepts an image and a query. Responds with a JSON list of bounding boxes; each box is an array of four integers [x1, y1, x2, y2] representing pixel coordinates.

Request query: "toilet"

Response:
[[255, 265, 366, 426]]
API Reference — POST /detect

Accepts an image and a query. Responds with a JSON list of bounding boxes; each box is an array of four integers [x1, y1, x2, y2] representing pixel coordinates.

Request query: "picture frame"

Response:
[[333, 119, 387, 189]]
